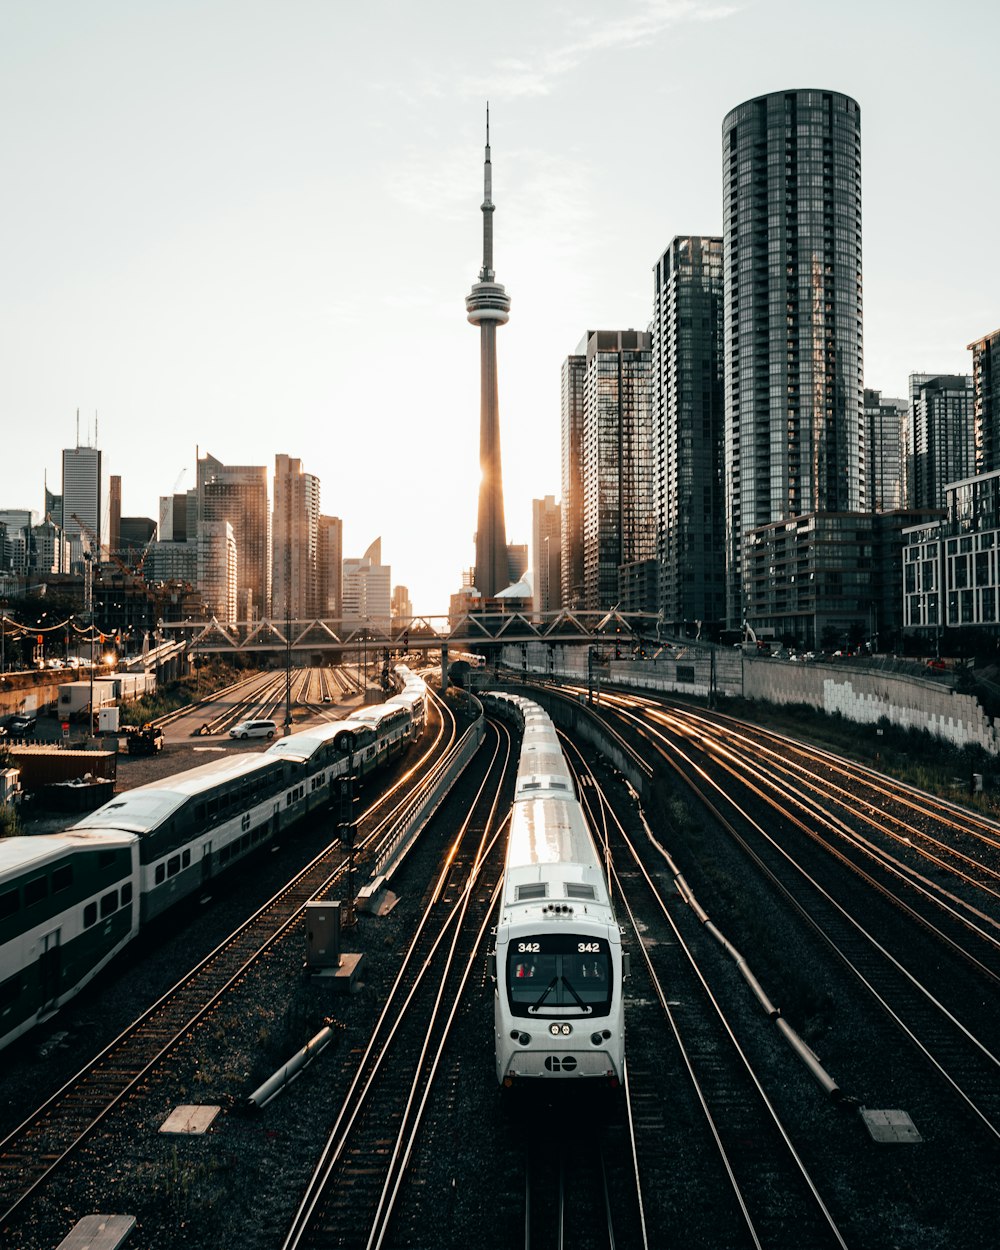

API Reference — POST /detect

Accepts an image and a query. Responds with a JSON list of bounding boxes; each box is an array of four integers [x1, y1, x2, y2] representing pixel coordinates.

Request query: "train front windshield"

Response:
[[506, 934, 612, 1017]]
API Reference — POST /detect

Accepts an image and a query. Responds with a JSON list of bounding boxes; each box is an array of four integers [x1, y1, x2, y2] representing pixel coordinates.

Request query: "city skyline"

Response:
[[1, 1, 996, 615]]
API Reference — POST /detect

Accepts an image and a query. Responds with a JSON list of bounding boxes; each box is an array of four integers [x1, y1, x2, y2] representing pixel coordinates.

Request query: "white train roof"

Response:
[[502, 796, 611, 917], [0, 830, 136, 880]]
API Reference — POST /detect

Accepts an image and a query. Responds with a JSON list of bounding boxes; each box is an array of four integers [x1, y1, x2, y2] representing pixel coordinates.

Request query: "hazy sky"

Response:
[[1, 0, 996, 616]]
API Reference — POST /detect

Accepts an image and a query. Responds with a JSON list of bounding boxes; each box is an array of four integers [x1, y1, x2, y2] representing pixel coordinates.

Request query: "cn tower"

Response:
[[466, 106, 511, 601]]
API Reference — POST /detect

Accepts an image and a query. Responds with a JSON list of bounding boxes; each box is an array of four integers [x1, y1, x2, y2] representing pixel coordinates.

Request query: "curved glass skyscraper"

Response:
[[722, 89, 864, 627]]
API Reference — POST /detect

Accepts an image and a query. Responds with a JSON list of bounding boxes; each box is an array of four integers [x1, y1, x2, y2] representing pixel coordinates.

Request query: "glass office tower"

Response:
[[723, 89, 864, 627]]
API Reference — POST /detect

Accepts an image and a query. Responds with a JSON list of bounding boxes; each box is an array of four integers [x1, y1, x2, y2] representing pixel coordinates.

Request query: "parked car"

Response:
[[228, 719, 277, 740], [7, 714, 37, 735]]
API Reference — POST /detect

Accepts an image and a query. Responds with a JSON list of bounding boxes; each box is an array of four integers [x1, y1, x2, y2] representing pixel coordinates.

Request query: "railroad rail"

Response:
[[0, 692, 458, 1236]]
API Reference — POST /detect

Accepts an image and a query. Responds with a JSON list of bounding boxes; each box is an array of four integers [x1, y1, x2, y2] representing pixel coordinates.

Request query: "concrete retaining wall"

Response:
[[500, 641, 1000, 756]]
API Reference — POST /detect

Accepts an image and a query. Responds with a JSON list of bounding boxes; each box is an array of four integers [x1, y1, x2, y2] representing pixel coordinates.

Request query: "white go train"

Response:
[[484, 692, 627, 1088], [0, 667, 427, 1054]]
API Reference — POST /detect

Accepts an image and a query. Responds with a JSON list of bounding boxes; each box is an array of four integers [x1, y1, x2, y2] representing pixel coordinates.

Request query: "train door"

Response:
[[202, 842, 213, 885], [40, 929, 61, 1013]]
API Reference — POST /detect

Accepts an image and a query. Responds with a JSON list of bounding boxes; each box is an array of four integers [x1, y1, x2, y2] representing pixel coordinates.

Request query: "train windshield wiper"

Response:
[[530, 978, 558, 1009], [560, 977, 590, 1010], [528, 976, 592, 1013]]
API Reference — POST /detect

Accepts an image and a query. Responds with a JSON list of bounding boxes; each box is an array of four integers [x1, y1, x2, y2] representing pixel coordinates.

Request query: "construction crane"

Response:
[[71, 514, 164, 611]]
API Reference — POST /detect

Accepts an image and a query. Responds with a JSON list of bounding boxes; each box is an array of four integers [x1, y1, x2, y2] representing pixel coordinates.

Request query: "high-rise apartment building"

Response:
[[532, 495, 562, 614], [969, 329, 1000, 476], [723, 89, 864, 627], [271, 454, 320, 621], [652, 235, 726, 628], [578, 330, 654, 610], [908, 373, 974, 510], [197, 452, 271, 620], [560, 350, 587, 610], [317, 515, 343, 619], [864, 390, 909, 512]]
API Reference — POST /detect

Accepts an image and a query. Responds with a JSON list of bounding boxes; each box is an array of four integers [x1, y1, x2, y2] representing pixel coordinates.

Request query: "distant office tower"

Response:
[[466, 109, 511, 600], [198, 520, 237, 621], [0, 510, 32, 574], [44, 484, 62, 525], [118, 517, 156, 559], [969, 328, 1000, 475], [31, 518, 71, 575], [574, 330, 655, 610], [317, 515, 343, 618], [864, 390, 909, 511], [908, 373, 974, 509], [391, 585, 413, 624], [652, 236, 725, 627], [272, 454, 321, 620], [109, 476, 122, 558], [197, 452, 271, 620], [560, 350, 588, 609], [532, 495, 562, 613], [61, 440, 105, 561], [723, 90, 864, 627], [342, 538, 391, 630]]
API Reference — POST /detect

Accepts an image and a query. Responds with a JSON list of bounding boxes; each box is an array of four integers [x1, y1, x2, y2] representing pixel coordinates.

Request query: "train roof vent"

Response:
[[520, 781, 541, 791], [565, 883, 596, 900], [516, 883, 548, 901]]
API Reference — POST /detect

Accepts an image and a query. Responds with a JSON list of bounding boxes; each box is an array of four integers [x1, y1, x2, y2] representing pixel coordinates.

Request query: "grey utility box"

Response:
[[305, 900, 342, 968]]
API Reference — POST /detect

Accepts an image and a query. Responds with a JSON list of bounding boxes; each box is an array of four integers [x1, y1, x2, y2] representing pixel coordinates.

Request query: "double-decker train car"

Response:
[[0, 832, 139, 1050], [486, 693, 627, 1088], [0, 667, 428, 1052]]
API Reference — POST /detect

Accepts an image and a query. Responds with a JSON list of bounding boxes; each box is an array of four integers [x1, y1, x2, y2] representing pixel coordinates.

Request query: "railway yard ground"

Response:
[[2, 668, 999, 1247]]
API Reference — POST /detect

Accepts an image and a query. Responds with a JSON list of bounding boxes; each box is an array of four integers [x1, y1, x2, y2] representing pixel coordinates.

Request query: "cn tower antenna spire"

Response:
[[466, 105, 511, 601]]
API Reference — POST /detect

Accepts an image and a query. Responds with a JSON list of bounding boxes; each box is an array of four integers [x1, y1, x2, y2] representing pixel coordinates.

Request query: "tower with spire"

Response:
[[466, 105, 511, 601]]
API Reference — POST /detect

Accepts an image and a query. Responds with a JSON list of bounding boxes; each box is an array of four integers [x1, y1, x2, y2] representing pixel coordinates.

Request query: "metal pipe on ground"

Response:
[[246, 1024, 335, 1109]]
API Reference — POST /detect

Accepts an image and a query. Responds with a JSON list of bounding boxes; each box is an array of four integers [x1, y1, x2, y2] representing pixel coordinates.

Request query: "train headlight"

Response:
[[549, 1023, 572, 1037]]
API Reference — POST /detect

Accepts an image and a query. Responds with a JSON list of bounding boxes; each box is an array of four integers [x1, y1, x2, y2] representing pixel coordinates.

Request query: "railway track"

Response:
[[563, 733, 847, 1249], [611, 701, 1000, 1135], [282, 718, 511, 1250], [0, 692, 458, 1238]]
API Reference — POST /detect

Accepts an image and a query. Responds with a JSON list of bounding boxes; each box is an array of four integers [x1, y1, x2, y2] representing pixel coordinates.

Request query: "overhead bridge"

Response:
[[161, 609, 672, 659]]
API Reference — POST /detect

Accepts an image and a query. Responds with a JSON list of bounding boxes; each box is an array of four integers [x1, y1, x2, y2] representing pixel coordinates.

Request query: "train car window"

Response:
[[182, 850, 191, 869], [24, 877, 47, 907], [167, 855, 181, 878], [121, 882, 133, 906], [83, 901, 98, 928], [0, 973, 22, 1011], [100, 890, 118, 918], [195, 802, 206, 823], [0, 888, 18, 921], [98, 850, 115, 870], [155, 864, 166, 885], [52, 864, 73, 893], [220, 846, 231, 865]]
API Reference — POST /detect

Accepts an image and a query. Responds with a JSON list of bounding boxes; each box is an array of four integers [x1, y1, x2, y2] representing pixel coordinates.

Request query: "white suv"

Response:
[[228, 719, 277, 740]]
